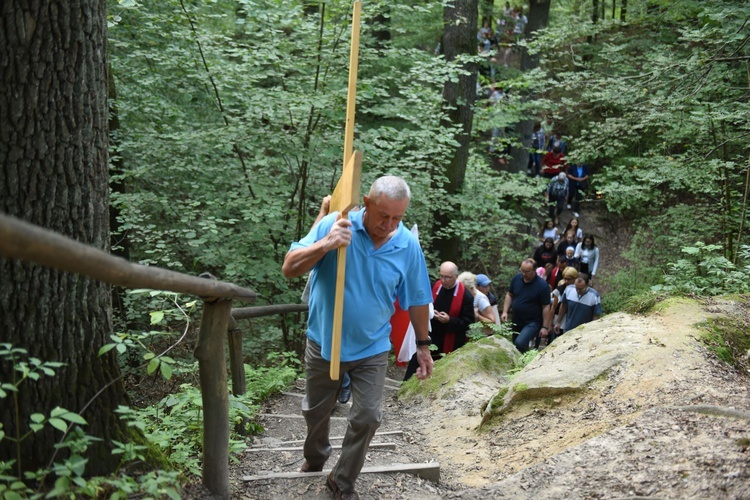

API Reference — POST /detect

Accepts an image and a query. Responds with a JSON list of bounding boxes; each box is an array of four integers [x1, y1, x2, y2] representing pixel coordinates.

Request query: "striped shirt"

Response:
[[560, 285, 602, 331]]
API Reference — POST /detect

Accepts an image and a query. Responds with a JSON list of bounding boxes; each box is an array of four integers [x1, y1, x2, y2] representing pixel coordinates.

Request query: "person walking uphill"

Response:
[[282, 176, 434, 500], [501, 258, 553, 353], [403, 261, 474, 381], [546, 172, 569, 226]]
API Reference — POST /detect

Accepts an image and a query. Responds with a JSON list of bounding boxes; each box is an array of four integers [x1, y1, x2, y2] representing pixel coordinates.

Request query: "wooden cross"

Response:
[[328, 1, 363, 380]]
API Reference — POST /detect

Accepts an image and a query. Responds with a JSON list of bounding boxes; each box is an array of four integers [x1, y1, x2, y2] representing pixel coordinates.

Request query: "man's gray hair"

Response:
[[368, 175, 411, 201]]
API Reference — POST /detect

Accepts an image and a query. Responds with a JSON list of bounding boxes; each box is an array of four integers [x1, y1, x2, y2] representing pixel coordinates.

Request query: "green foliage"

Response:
[[621, 291, 666, 315], [244, 357, 300, 403], [446, 160, 546, 279], [111, 354, 298, 478], [653, 244, 750, 296], [526, 0, 750, 259], [120, 384, 255, 476], [468, 320, 515, 342], [509, 350, 539, 376], [0, 346, 182, 498], [106, 0, 549, 335], [699, 316, 750, 372]]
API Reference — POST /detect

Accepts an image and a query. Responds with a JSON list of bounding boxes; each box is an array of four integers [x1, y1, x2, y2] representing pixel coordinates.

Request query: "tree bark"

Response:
[[433, 0, 478, 263], [0, 0, 130, 476], [620, 0, 627, 22], [507, 0, 552, 174], [592, 0, 600, 24], [520, 0, 552, 72]]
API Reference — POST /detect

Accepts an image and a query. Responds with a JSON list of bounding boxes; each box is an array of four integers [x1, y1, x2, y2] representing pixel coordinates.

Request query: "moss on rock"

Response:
[[399, 335, 518, 401]]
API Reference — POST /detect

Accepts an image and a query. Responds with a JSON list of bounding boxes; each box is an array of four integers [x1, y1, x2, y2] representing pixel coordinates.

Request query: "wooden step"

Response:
[[242, 462, 440, 482]]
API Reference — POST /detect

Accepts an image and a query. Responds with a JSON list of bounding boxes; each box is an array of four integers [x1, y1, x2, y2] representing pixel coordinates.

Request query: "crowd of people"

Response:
[[477, 2, 528, 72], [397, 187, 602, 370], [402, 232, 601, 373]]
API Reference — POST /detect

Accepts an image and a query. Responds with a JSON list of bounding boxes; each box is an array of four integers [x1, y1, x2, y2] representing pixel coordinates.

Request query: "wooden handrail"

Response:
[[0, 212, 256, 302], [232, 303, 308, 320]]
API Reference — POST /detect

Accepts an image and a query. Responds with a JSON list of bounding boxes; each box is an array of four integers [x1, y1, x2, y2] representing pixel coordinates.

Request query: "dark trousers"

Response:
[[528, 152, 542, 176], [568, 182, 586, 212], [548, 193, 566, 221]]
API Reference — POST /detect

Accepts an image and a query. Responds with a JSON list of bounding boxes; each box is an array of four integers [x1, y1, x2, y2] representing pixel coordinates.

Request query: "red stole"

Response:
[[432, 281, 466, 354]]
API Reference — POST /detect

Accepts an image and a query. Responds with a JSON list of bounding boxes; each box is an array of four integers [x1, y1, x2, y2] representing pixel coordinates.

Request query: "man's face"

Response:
[[575, 277, 587, 293], [520, 263, 536, 283], [363, 194, 409, 242], [439, 264, 458, 288]]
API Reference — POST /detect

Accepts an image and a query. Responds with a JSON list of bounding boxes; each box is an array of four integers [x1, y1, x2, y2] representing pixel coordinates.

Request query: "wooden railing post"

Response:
[[227, 315, 247, 397], [194, 298, 233, 499]]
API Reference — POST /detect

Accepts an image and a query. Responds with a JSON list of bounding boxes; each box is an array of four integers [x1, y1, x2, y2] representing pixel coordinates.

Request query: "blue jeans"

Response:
[[512, 320, 541, 353], [528, 152, 542, 176]]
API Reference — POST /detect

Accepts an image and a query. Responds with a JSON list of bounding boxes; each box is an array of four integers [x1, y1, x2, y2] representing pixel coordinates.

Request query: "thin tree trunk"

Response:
[[433, 0, 479, 263], [507, 0, 552, 174], [480, 0, 494, 27], [0, 0, 130, 475], [592, 0, 600, 24], [620, 0, 627, 22]]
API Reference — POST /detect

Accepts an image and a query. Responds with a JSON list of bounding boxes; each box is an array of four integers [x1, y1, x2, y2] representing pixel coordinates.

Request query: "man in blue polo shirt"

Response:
[[500, 258, 552, 353], [555, 273, 601, 333], [282, 175, 433, 500]]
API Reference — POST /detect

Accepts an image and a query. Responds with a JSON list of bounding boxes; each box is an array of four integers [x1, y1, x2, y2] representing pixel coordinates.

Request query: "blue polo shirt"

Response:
[[290, 209, 432, 362], [508, 273, 551, 326]]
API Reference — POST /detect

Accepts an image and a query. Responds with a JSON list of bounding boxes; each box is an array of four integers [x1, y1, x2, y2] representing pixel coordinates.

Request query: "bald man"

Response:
[[403, 261, 474, 381]]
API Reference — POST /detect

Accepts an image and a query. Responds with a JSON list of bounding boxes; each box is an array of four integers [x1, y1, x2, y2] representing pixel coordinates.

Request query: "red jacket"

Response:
[[542, 151, 566, 176]]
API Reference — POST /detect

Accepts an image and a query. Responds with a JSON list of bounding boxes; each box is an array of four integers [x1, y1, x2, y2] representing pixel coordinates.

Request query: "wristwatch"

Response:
[[416, 336, 432, 346]]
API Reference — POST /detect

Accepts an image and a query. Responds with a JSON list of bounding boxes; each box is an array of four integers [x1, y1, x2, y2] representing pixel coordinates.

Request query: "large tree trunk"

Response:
[[521, 0, 552, 71], [0, 0, 130, 476], [507, 0, 552, 174], [433, 0, 479, 263]]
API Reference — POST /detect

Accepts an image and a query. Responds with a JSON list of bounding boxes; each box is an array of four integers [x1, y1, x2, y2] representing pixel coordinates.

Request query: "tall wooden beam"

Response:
[[327, 0, 363, 380]]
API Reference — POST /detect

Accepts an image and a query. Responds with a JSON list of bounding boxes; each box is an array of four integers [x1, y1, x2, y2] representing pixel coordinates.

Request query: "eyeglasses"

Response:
[[439, 274, 457, 280]]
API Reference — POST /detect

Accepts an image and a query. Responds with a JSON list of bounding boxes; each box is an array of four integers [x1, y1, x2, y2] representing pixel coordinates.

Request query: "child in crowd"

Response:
[[565, 246, 579, 270]]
